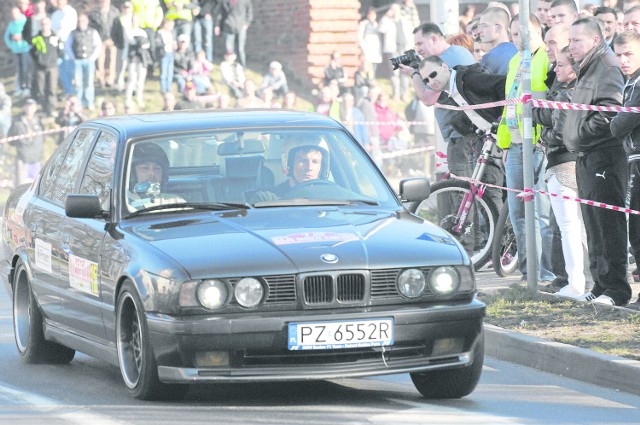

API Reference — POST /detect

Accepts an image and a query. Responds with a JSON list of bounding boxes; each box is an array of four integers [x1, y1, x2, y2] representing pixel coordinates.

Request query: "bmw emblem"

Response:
[[321, 253, 339, 264]]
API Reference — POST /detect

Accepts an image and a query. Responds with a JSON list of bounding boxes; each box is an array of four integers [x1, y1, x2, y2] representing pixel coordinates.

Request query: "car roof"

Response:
[[90, 109, 345, 140]]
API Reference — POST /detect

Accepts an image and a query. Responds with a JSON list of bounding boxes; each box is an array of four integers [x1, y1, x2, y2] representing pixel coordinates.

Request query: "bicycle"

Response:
[[492, 202, 519, 276], [410, 123, 514, 271]]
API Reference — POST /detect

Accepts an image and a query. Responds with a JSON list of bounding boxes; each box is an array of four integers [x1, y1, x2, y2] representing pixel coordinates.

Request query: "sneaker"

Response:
[[592, 294, 615, 306], [626, 300, 640, 311], [556, 286, 583, 299], [576, 291, 597, 302]]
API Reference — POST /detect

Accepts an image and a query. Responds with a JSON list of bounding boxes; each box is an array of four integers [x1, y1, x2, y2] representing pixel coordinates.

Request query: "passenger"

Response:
[[127, 142, 184, 210]]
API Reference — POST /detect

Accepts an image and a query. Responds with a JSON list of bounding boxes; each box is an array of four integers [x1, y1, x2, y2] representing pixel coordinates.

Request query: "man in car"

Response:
[[250, 143, 330, 203], [128, 142, 185, 210]]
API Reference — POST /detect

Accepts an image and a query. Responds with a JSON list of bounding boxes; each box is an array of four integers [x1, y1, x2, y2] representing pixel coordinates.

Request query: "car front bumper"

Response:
[[147, 298, 486, 384]]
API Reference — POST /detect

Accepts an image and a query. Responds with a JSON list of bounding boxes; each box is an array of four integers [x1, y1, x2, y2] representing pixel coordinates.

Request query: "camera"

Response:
[[390, 49, 421, 70]]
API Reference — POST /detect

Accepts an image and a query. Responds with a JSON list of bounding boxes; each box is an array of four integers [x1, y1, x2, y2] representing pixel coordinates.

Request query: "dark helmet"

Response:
[[286, 144, 330, 181], [129, 142, 170, 190]]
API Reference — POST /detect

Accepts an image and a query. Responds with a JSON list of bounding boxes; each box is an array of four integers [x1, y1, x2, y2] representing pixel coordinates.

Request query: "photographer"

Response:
[[417, 55, 506, 211], [396, 22, 476, 107]]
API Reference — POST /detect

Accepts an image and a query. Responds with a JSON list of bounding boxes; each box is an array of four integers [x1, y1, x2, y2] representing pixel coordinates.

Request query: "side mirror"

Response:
[[399, 178, 430, 203], [65, 194, 106, 219]]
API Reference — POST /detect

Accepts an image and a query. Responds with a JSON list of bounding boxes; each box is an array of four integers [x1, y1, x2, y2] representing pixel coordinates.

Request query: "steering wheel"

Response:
[[293, 179, 335, 189], [283, 179, 338, 198]]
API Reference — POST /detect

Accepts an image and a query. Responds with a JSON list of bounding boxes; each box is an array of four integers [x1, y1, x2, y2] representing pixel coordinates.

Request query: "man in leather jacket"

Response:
[[563, 17, 630, 306]]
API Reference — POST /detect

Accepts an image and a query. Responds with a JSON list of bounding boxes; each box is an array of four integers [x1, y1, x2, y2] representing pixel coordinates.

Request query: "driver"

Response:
[[250, 141, 330, 202], [127, 142, 185, 210]]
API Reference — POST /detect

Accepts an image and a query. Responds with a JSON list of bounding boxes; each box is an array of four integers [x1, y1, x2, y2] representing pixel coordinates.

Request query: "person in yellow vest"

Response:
[[164, 0, 194, 40], [496, 13, 555, 284], [132, 0, 163, 75]]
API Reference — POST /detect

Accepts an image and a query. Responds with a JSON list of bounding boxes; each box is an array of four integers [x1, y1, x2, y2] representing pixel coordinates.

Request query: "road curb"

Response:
[[484, 323, 640, 396]]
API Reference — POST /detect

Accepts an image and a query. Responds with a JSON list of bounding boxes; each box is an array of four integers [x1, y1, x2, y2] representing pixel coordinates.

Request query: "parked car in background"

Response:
[[0, 109, 485, 400]]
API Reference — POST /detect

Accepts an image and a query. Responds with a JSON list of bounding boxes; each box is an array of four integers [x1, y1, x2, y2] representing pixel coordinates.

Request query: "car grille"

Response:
[[241, 268, 431, 308], [302, 273, 366, 304]]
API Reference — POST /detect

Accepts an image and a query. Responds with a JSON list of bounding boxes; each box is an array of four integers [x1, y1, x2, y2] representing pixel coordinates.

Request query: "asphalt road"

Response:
[[1, 285, 639, 424]]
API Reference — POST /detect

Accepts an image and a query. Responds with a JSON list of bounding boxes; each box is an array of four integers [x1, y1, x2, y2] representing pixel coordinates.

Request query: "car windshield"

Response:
[[123, 127, 399, 215]]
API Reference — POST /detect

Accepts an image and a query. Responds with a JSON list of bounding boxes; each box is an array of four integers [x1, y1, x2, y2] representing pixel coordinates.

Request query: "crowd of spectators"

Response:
[[1, 0, 639, 309], [403, 0, 640, 309]]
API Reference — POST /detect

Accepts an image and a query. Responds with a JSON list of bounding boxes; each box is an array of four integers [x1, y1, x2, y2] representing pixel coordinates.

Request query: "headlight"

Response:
[[429, 266, 460, 296], [397, 268, 426, 298], [234, 277, 264, 308], [197, 279, 229, 310]]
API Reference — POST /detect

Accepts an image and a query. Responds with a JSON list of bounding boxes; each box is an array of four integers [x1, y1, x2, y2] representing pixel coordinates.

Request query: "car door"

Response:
[[57, 129, 117, 342], [35, 127, 97, 335], [22, 135, 76, 323]]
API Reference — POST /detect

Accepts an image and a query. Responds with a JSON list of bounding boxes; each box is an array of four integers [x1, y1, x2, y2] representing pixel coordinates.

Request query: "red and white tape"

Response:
[[1, 126, 73, 144], [450, 174, 640, 216]]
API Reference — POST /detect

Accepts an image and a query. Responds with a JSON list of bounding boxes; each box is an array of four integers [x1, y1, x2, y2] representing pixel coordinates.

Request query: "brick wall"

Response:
[[247, 0, 362, 91]]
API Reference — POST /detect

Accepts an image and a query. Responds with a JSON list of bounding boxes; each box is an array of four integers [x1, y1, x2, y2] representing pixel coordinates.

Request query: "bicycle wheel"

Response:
[[492, 202, 519, 277], [413, 179, 498, 270]]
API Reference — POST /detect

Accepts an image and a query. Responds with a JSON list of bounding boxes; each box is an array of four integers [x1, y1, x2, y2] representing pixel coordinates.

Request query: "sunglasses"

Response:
[[422, 70, 438, 85]]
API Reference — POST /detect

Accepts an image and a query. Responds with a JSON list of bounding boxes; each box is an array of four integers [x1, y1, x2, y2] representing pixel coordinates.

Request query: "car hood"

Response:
[[126, 207, 463, 279]]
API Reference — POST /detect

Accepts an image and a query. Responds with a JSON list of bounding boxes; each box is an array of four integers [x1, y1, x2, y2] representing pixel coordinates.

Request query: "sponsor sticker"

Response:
[[69, 254, 99, 296], [35, 238, 52, 273], [271, 232, 357, 245]]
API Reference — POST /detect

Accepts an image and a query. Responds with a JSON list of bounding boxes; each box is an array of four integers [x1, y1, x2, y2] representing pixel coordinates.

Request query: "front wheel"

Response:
[[492, 202, 519, 277], [413, 180, 498, 270], [116, 281, 188, 400], [411, 330, 484, 399]]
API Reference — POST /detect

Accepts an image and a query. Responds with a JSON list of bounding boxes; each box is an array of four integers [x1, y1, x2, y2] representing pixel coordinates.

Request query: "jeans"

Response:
[[14, 52, 30, 91], [59, 55, 74, 95], [505, 143, 555, 281], [224, 28, 247, 67], [629, 161, 640, 274], [73, 59, 96, 109], [193, 16, 214, 62], [159, 53, 174, 94]]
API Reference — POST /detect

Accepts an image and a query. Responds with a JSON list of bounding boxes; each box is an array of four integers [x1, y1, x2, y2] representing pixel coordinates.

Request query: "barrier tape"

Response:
[[1, 126, 74, 144], [380, 145, 433, 159], [530, 98, 640, 113], [449, 174, 640, 216]]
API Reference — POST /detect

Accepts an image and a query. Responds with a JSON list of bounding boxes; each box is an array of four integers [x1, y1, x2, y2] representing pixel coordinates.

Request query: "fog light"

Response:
[[432, 337, 464, 356], [195, 351, 230, 367]]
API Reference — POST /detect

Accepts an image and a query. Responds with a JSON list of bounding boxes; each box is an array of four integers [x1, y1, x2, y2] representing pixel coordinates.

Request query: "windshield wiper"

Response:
[[127, 202, 251, 218], [253, 199, 379, 208]]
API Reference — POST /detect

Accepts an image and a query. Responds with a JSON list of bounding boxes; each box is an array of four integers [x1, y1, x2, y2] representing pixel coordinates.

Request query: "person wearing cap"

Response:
[[175, 81, 202, 110], [7, 99, 44, 187], [259, 61, 288, 98], [173, 32, 196, 93], [127, 142, 185, 211]]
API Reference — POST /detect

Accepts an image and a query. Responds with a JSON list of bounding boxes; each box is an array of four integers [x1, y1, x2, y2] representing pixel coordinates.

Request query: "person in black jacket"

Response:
[[215, 0, 252, 67], [610, 31, 640, 309], [192, 0, 217, 62], [419, 55, 506, 254], [563, 18, 630, 306], [89, 0, 120, 88], [30, 17, 62, 116]]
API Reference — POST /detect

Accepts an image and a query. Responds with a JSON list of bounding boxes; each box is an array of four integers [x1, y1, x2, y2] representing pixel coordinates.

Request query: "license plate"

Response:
[[288, 318, 394, 350]]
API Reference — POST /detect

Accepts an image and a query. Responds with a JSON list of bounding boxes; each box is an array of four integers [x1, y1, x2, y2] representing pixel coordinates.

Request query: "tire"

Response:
[[492, 203, 519, 277], [116, 281, 189, 400], [410, 330, 484, 399], [13, 263, 76, 364], [413, 180, 499, 270]]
